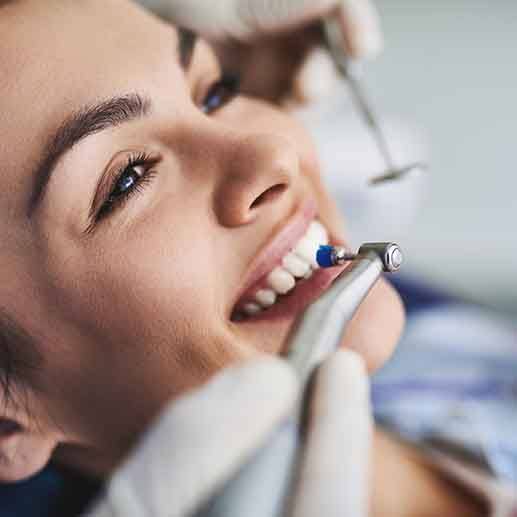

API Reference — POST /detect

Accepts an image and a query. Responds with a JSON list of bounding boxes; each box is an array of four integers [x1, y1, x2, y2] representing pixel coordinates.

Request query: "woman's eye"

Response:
[[201, 73, 240, 114], [111, 164, 145, 200], [94, 152, 159, 224]]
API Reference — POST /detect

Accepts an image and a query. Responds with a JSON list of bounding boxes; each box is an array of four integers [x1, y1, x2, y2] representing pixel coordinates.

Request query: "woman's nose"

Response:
[[213, 133, 300, 227]]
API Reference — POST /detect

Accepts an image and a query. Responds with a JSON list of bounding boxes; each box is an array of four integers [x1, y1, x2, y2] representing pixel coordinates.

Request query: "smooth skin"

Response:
[[0, 2, 482, 516], [0, 0, 402, 480]]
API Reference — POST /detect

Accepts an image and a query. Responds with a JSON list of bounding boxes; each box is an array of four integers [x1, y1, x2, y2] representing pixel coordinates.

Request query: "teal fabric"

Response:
[[0, 463, 100, 517]]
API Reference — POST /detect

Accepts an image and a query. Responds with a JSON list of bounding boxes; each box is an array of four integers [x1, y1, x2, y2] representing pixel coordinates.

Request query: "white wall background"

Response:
[[307, 0, 517, 316]]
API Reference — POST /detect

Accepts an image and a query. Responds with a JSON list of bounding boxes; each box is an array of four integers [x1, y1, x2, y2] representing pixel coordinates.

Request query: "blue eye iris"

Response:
[[111, 167, 140, 199], [202, 73, 240, 114]]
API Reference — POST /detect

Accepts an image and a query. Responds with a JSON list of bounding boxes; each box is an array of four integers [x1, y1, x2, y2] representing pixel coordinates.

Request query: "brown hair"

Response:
[[0, 309, 43, 411]]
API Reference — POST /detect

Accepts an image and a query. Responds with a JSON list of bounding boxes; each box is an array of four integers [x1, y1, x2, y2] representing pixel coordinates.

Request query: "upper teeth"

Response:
[[282, 252, 310, 278], [239, 219, 329, 316]]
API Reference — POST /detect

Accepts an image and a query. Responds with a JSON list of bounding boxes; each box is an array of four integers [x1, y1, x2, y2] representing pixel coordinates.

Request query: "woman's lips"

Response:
[[229, 193, 352, 337]]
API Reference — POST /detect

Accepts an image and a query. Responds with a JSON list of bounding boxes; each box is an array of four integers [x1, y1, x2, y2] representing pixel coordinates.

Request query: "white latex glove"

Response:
[[150, 0, 383, 59], [290, 348, 372, 517], [84, 349, 372, 517]]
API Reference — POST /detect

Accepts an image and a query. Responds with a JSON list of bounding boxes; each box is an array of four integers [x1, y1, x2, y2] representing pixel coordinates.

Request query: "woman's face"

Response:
[[0, 0, 404, 477]]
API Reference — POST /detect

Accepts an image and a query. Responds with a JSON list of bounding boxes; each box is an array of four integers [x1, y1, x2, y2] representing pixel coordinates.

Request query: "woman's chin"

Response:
[[340, 277, 405, 373]]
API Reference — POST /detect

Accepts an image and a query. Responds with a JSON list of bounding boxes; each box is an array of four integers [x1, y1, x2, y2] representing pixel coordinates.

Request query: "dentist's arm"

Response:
[[84, 349, 372, 517], [143, 0, 382, 59]]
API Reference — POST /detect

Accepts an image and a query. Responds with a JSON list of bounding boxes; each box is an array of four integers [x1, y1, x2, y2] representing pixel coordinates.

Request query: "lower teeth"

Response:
[[303, 268, 313, 279], [236, 274, 309, 320], [234, 219, 331, 321]]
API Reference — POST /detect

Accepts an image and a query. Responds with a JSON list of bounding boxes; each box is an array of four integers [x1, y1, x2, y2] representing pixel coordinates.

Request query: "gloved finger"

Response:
[[86, 357, 298, 517], [290, 45, 342, 105], [289, 349, 372, 517], [337, 0, 383, 58]]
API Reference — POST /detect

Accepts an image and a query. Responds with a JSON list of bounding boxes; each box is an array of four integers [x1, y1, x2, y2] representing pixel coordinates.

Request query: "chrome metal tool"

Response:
[[196, 242, 403, 517]]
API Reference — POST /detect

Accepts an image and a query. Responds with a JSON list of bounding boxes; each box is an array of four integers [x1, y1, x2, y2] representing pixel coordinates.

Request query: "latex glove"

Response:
[[141, 0, 382, 103], [154, 0, 383, 59], [290, 348, 372, 517], [84, 350, 372, 517]]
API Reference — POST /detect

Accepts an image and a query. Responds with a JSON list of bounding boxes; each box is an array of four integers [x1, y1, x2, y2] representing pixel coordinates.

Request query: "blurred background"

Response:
[[300, 0, 516, 316]]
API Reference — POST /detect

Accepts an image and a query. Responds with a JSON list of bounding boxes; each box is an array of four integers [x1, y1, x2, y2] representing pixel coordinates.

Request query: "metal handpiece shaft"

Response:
[[196, 246, 396, 517], [287, 251, 383, 385]]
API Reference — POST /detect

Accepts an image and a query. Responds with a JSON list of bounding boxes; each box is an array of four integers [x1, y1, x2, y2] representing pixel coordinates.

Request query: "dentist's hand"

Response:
[[85, 350, 372, 516], [144, 0, 383, 104], [160, 0, 382, 59]]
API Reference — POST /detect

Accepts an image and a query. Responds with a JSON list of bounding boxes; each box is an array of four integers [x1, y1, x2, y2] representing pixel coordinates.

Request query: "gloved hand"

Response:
[[156, 0, 382, 59], [84, 349, 372, 517], [141, 0, 383, 103]]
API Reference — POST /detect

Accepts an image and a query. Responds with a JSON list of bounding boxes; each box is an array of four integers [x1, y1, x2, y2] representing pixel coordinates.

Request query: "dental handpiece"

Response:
[[196, 243, 403, 517], [317, 242, 403, 272]]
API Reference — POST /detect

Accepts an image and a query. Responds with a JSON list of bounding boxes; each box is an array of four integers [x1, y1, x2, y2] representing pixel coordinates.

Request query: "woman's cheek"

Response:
[[341, 278, 405, 373]]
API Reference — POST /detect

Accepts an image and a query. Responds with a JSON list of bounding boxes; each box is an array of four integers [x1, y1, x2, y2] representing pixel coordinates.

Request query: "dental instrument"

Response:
[[196, 242, 403, 517], [322, 17, 427, 186], [317, 242, 403, 272]]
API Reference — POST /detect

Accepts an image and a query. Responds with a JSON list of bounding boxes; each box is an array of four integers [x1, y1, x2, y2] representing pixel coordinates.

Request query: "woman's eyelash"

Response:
[[96, 152, 159, 222], [202, 72, 240, 114]]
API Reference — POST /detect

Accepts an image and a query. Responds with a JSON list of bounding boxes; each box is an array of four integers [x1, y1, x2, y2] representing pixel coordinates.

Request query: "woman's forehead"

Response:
[[1, 0, 168, 121], [0, 0, 177, 216]]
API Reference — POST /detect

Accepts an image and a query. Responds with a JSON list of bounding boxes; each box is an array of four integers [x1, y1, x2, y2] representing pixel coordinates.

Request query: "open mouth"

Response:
[[231, 210, 347, 322]]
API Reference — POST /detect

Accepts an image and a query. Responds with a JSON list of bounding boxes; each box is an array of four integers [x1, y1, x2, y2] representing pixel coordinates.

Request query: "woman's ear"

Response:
[[0, 417, 59, 483]]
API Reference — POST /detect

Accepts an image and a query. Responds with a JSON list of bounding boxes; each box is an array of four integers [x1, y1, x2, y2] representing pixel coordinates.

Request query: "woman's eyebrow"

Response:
[[27, 28, 198, 218], [27, 93, 151, 217]]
